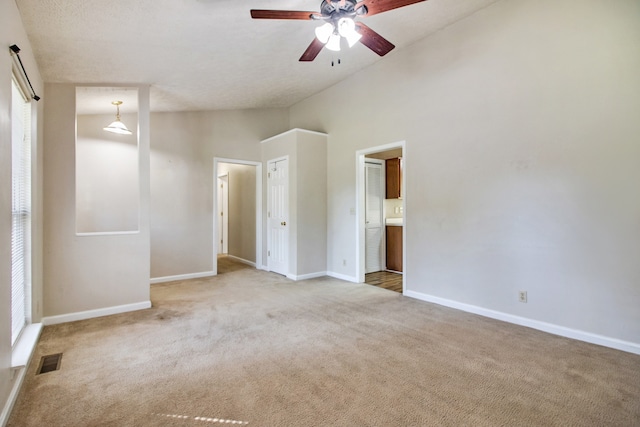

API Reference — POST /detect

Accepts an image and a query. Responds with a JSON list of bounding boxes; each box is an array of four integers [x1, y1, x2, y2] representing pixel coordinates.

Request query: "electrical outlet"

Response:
[[519, 290, 527, 303]]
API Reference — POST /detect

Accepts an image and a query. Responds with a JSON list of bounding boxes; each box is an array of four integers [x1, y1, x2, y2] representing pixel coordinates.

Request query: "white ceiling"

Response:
[[16, 0, 498, 113]]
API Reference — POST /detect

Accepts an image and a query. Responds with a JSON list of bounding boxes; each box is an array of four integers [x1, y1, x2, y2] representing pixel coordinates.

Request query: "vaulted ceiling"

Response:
[[16, 0, 498, 112]]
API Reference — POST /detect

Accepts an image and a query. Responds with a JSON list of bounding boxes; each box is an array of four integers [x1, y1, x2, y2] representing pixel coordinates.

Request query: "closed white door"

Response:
[[217, 174, 228, 254], [365, 161, 384, 273], [267, 158, 289, 276]]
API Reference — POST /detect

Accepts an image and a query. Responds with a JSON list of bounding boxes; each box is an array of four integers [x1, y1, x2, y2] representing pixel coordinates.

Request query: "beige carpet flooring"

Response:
[[8, 258, 640, 426]]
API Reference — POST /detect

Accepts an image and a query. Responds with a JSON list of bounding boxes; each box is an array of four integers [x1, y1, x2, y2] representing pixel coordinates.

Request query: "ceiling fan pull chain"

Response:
[[331, 54, 342, 67]]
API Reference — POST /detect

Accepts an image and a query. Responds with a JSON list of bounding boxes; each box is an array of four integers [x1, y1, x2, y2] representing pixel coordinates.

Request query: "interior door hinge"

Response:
[[268, 172, 271, 178], [268, 250, 271, 257]]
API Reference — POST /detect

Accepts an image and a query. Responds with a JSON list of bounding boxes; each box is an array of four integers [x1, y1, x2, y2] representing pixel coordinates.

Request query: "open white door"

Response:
[[365, 160, 384, 273], [267, 157, 289, 276], [217, 174, 229, 254]]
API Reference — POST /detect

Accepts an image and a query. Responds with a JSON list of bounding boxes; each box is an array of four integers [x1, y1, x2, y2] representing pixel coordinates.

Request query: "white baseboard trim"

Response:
[[150, 271, 215, 284], [1, 366, 26, 427], [225, 255, 256, 268], [404, 290, 640, 356], [287, 271, 327, 281], [41, 301, 152, 326], [326, 271, 359, 283]]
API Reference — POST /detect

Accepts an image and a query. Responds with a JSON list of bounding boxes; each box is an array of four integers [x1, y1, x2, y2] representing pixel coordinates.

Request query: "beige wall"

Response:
[[76, 113, 139, 233], [43, 84, 151, 318], [150, 109, 288, 279], [290, 0, 640, 344], [0, 0, 44, 414], [295, 132, 327, 276]]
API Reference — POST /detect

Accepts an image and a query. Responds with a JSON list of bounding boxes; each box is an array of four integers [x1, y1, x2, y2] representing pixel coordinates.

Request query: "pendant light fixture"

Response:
[[103, 101, 132, 135]]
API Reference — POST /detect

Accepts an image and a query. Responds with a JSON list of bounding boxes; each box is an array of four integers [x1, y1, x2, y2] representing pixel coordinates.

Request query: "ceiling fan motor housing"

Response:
[[320, 0, 365, 19]]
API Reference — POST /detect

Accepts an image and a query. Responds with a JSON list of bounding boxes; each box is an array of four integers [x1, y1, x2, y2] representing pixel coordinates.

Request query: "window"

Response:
[[11, 78, 31, 345]]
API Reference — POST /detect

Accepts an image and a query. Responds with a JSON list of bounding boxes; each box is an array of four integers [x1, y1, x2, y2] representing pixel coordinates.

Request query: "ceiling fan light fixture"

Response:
[[337, 17, 355, 37], [315, 22, 334, 44], [345, 31, 362, 48], [326, 32, 341, 52], [338, 17, 362, 47], [103, 101, 132, 135], [251, 0, 425, 61]]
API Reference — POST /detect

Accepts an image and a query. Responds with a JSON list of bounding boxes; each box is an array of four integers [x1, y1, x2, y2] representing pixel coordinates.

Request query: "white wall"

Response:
[[0, 0, 44, 418], [43, 84, 151, 319], [289, 0, 640, 347], [150, 109, 288, 279]]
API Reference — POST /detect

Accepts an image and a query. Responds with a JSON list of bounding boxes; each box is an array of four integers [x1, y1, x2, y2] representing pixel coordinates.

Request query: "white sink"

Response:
[[385, 218, 403, 226]]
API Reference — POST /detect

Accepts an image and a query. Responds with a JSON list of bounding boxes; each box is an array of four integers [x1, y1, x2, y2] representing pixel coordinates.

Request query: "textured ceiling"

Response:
[[16, 0, 498, 113]]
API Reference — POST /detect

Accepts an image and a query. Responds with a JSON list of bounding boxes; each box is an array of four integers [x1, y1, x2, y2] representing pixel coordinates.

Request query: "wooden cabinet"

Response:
[[385, 157, 402, 199], [386, 226, 403, 272]]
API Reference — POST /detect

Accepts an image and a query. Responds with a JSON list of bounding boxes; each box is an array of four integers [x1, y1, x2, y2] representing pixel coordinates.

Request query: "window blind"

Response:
[[11, 79, 31, 346]]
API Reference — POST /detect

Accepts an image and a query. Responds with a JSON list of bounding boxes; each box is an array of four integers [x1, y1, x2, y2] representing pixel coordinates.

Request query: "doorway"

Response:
[[213, 158, 262, 275], [356, 142, 406, 293]]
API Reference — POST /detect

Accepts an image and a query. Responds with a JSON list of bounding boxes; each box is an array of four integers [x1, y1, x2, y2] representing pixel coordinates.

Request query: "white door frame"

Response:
[[356, 141, 406, 290], [213, 158, 263, 276]]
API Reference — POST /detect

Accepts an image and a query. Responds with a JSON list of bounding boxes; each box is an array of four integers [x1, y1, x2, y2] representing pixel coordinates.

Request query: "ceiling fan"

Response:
[[250, 0, 427, 62]]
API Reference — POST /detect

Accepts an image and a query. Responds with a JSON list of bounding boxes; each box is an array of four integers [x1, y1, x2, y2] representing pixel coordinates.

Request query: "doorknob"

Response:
[[281, 221, 287, 226]]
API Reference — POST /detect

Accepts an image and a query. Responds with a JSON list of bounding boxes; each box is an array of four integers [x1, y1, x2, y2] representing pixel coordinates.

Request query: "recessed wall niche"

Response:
[[76, 87, 139, 234]]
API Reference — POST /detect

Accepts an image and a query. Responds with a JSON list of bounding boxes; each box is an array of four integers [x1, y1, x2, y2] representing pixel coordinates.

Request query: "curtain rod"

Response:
[[9, 44, 41, 101]]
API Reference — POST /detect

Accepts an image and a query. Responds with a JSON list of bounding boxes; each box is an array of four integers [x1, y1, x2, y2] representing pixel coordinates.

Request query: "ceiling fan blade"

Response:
[[356, 23, 395, 56], [250, 9, 319, 20], [299, 38, 325, 62], [355, 0, 427, 17]]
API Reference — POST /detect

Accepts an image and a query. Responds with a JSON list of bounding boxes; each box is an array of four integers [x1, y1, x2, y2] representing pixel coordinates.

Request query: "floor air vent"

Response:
[[36, 353, 62, 375]]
